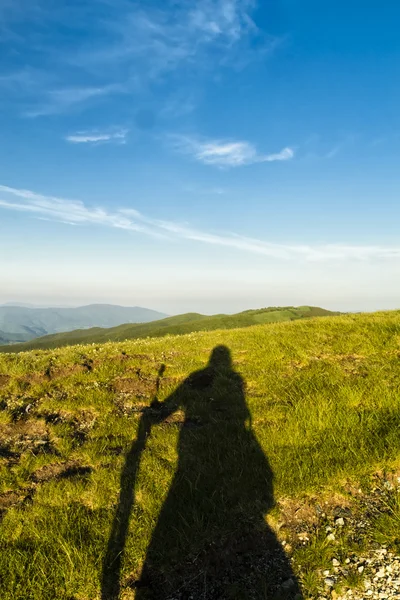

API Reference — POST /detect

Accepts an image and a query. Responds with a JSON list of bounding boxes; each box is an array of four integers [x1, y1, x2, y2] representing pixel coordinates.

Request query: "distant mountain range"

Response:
[[0, 304, 168, 345], [0, 305, 340, 353]]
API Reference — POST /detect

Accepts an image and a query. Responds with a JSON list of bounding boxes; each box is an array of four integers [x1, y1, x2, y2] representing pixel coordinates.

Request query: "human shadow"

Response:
[[102, 346, 302, 600]]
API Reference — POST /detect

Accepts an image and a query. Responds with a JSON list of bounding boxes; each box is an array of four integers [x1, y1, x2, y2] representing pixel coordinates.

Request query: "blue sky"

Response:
[[0, 0, 399, 313]]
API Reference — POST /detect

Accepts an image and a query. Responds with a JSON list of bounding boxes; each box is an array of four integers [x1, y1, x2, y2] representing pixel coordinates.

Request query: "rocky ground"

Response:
[[277, 474, 400, 600], [320, 547, 400, 600]]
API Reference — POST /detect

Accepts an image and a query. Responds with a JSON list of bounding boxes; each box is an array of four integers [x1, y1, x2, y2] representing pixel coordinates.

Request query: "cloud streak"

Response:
[[65, 128, 128, 144], [1, 184, 399, 262], [171, 135, 294, 167]]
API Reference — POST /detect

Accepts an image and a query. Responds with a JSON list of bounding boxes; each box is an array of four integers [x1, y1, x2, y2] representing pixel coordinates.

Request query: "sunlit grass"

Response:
[[0, 311, 400, 598]]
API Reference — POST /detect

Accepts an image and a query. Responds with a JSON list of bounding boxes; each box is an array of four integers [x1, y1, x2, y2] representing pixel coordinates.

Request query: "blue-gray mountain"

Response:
[[0, 304, 168, 345]]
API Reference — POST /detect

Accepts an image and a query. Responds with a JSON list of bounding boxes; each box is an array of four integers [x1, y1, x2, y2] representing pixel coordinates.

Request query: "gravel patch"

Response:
[[319, 548, 400, 599]]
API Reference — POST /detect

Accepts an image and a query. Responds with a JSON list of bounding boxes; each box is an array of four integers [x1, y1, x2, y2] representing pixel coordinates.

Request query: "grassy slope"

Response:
[[0, 305, 338, 353], [1, 311, 400, 599]]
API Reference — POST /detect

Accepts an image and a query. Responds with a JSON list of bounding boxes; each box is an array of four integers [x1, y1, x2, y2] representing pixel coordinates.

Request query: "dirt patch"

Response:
[[0, 490, 25, 512], [0, 374, 10, 388], [68, 410, 97, 445], [276, 493, 352, 535], [32, 460, 93, 483], [0, 419, 53, 455], [113, 396, 148, 416], [112, 353, 153, 362], [114, 377, 156, 398], [37, 408, 96, 444], [37, 407, 77, 425], [0, 460, 93, 520], [23, 360, 96, 383], [22, 373, 49, 385], [48, 364, 87, 379]]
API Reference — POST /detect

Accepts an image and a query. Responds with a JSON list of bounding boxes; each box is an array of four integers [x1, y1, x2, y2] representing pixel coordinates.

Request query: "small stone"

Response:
[[376, 569, 385, 578], [323, 570, 330, 576], [358, 565, 365, 573], [335, 517, 345, 526], [281, 578, 295, 591], [345, 558, 351, 564], [332, 558, 340, 567], [327, 533, 336, 541], [324, 577, 335, 588]]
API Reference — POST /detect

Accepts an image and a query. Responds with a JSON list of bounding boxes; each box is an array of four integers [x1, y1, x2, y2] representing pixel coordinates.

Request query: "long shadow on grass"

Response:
[[102, 346, 302, 600]]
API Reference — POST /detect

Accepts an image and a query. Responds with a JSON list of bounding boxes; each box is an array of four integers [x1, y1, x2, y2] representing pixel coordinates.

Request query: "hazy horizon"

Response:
[[1, 294, 398, 317]]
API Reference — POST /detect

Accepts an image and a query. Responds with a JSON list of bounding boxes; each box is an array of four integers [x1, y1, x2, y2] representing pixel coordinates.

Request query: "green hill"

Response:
[[1, 311, 400, 599], [0, 304, 167, 345], [0, 305, 339, 353]]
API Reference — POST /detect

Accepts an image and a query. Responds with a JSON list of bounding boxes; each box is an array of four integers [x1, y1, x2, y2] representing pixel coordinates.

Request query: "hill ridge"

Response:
[[0, 304, 168, 345], [0, 305, 339, 353]]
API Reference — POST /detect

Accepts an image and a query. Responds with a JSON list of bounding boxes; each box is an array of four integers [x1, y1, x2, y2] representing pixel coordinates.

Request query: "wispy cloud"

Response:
[[76, 0, 268, 77], [0, 1, 279, 117], [65, 128, 128, 145], [0, 184, 153, 235], [24, 85, 122, 118], [302, 133, 356, 160], [1, 184, 400, 263], [171, 135, 294, 167]]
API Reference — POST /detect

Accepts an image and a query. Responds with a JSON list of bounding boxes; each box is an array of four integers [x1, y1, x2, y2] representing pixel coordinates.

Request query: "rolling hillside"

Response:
[[0, 311, 400, 599], [0, 305, 339, 352], [0, 304, 167, 345]]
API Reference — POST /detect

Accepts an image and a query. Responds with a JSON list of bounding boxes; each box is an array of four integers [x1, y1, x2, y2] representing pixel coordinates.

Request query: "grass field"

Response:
[[1, 311, 400, 599], [0, 305, 338, 353]]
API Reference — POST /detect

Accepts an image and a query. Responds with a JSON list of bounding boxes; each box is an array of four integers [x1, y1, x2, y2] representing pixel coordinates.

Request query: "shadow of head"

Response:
[[185, 346, 234, 392], [208, 344, 232, 370]]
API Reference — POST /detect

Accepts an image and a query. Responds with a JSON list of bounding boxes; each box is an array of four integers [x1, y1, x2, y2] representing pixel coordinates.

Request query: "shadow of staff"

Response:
[[102, 347, 302, 600]]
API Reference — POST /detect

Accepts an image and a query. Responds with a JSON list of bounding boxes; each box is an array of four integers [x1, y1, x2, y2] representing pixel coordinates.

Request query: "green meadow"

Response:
[[1, 311, 400, 599]]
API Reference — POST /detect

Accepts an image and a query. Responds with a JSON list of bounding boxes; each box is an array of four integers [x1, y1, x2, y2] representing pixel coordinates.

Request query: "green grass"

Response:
[[1, 310, 400, 599], [0, 305, 339, 353]]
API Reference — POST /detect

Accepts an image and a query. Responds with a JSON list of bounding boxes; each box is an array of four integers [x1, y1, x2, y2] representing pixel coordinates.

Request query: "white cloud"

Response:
[[65, 128, 128, 144], [171, 135, 294, 167], [1, 183, 400, 263]]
